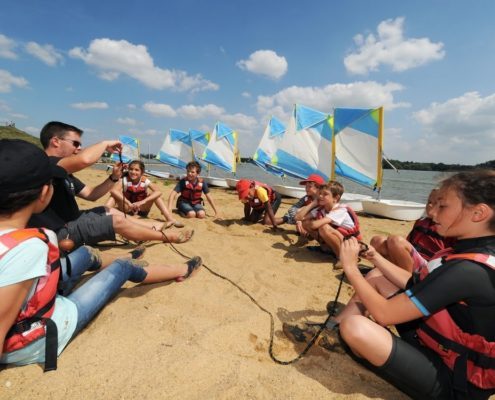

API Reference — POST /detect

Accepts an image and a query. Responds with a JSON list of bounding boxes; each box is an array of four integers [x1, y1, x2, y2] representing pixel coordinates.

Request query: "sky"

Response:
[[1, 0, 495, 164]]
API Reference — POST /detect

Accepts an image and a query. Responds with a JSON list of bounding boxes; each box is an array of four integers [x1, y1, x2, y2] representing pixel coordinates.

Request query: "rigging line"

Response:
[[162, 239, 346, 365], [118, 149, 127, 219]]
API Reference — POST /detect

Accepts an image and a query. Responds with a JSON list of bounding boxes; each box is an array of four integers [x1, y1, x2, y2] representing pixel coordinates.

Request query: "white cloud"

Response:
[[237, 50, 288, 79], [256, 81, 408, 120], [0, 69, 28, 93], [69, 38, 219, 92], [9, 112, 28, 119], [344, 17, 445, 75], [127, 104, 137, 110], [241, 91, 251, 98], [142, 102, 177, 117], [23, 126, 39, 135], [177, 104, 224, 119], [116, 117, 137, 126], [411, 91, 495, 164], [71, 102, 109, 110], [0, 34, 18, 59], [25, 41, 63, 66]]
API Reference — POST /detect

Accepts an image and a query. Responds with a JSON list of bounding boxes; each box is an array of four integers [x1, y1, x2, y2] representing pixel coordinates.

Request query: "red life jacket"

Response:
[[415, 252, 495, 390], [123, 176, 149, 203], [179, 178, 204, 205], [248, 181, 276, 210], [407, 217, 456, 261], [1, 228, 60, 371], [315, 204, 362, 240]]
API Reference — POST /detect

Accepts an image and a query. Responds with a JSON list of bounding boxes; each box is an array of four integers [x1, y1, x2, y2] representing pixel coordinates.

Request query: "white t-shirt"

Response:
[[0, 229, 78, 365], [310, 204, 355, 229]]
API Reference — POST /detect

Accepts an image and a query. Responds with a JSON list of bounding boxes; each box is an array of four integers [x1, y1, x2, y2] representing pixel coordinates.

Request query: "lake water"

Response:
[[139, 161, 450, 204]]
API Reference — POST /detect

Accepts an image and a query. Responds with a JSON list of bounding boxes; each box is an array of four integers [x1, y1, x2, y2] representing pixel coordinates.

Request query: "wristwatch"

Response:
[[108, 175, 119, 182]]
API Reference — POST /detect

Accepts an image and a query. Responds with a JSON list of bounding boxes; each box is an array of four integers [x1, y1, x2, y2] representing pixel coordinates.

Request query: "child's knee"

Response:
[[186, 211, 196, 218], [197, 210, 206, 219]]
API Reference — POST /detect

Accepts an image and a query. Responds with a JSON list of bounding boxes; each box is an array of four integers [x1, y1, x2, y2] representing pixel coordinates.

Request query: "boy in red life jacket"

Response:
[[236, 179, 281, 229], [167, 161, 219, 219], [273, 173, 324, 236], [105, 160, 183, 228], [370, 188, 455, 273], [298, 181, 361, 256]]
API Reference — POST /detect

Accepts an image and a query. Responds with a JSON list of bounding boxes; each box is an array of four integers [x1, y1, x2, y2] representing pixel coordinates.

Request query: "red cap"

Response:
[[299, 173, 325, 186], [236, 179, 252, 200]]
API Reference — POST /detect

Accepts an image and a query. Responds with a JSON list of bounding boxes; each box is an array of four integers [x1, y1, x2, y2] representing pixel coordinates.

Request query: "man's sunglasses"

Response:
[[61, 138, 82, 148]]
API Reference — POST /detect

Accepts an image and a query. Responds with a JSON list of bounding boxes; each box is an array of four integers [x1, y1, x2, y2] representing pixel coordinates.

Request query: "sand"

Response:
[[1, 167, 416, 400]]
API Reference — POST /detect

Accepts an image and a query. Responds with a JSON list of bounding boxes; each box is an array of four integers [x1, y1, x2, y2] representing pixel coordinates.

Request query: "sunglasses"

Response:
[[61, 138, 82, 148]]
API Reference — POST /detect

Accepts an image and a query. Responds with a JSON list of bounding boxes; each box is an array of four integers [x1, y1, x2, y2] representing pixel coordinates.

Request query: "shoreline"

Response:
[[1, 166, 414, 399]]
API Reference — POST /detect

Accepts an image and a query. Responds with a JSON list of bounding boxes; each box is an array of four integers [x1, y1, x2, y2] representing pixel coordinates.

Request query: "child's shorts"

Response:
[[178, 201, 205, 216]]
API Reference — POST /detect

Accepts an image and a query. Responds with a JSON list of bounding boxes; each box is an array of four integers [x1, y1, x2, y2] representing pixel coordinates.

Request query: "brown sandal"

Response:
[[161, 229, 194, 244], [175, 256, 202, 282]]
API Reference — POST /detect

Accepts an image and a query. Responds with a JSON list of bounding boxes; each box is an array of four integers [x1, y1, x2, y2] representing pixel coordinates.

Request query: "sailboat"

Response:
[[189, 129, 210, 169], [267, 104, 333, 198], [111, 135, 140, 163], [151, 128, 193, 179], [201, 121, 238, 188], [333, 107, 425, 220]]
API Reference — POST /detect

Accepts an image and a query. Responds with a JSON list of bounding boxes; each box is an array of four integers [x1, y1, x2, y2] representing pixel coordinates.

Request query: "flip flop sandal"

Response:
[[163, 221, 185, 230], [129, 245, 146, 260], [176, 229, 194, 244], [175, 256, 202, 282]]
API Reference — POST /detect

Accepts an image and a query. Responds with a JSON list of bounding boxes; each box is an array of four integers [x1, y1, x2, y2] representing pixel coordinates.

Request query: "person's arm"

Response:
[[135, 181, 162, 208], [56, 140, 122, 174], [307, 216, 333, 230], [340, 238, 422, 326], [264, 201, 278, 228], [364, 246, 412, 289], [167, 187, 180, 210], [77, 163, 123, 201], [204, 193, 219, 216], [296, 198, 318, 221], [108, 184, 134, 210], [0, 280, 35, 355], [243, 202, 252, 220]]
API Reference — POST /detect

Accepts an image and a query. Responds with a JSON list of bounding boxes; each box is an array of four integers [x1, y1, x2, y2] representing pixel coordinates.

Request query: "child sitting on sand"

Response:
[[274, 173, 324, 235], [236, 179, 281, 229], [370, 188, 455, 272], [168, 161, 219, 219], [105, 160, 183, 228], [0, 139, 202, 371], [297, 181, 361, 255]]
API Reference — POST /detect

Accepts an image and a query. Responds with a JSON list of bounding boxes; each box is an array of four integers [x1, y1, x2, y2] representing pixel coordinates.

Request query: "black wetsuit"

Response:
[[377, 235, 495, 400]]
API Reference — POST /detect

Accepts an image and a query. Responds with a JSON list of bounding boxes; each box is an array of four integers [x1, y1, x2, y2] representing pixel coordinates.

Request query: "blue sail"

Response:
[[156, 128, 193, 170], [201, 122, 238, 173], [189, 129, 209, 168], [111, 135, 140, 163], [252, 116, 285, 176], [333, 107, 383, 190], [272, 104, 333, 180]]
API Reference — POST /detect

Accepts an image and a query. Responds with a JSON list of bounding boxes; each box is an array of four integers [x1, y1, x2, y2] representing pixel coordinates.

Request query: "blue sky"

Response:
[[1, 0, 495, 164]]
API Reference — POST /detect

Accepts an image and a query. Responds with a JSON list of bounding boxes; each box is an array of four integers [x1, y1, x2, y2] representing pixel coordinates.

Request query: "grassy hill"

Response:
[[0, 126, 41, 148]]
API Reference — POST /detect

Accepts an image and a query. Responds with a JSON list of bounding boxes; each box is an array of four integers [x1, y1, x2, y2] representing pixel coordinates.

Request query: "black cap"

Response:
[[0, 139, 66, 194]]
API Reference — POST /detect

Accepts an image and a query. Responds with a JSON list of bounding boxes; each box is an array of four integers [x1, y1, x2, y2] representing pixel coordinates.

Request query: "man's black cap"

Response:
[[0, 139, 66, 194]]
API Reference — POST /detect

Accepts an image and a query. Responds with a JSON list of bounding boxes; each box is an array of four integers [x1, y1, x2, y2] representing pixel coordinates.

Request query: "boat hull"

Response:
[[202, 176, 229, 188], [362, 199, 425, 221], [225, 178, 239, 189], [340, 193, 373, 212], [273, 185, 305, 199]]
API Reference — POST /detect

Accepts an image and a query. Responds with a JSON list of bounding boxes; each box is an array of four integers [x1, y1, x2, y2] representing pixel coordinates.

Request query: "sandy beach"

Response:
[[1, 167, 417, 400]]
